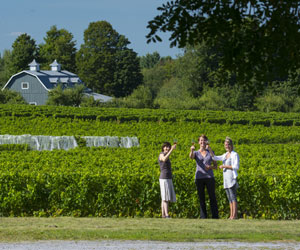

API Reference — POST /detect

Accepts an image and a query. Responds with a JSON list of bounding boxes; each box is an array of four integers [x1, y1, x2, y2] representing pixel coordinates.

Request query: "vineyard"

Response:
[[0, 104, 299, 219]]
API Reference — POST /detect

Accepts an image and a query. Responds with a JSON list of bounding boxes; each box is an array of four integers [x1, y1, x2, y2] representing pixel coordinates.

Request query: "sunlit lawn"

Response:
[[0, 217, 299, 242]]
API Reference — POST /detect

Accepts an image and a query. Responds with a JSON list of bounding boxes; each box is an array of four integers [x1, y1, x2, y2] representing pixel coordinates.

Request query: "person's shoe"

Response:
[[165, 216, 171, 219]]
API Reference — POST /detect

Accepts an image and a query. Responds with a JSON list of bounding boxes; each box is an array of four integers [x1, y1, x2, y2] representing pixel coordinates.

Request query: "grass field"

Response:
[[0, 217, 299, 242]]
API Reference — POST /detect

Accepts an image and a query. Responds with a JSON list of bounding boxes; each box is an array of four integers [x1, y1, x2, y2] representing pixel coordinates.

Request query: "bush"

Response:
[[0, 89, 27, 104], [198, 89, 227, 110], [292, 97, 300, 112], [46, 84, 85, 107], [117, 85, 154, 108], [80, 96, 103, 107], [255, 92, 288, 112], [154, 78, 201, 109]]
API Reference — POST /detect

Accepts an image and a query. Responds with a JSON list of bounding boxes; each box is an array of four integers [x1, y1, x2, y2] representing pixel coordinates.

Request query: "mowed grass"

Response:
[[0, 217, 299, 242]]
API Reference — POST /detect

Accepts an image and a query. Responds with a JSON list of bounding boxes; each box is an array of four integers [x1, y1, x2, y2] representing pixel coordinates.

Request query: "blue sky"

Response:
[[0, 0, 182, 58]]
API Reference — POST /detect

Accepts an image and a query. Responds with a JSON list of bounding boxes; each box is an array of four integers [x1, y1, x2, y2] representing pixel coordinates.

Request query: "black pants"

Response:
[[195, 178, 219, 219]]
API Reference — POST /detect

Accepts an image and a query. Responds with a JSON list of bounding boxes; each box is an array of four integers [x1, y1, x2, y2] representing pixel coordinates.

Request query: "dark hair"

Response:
[[161, 142, 171, 151], [198, 134, 208, 142]]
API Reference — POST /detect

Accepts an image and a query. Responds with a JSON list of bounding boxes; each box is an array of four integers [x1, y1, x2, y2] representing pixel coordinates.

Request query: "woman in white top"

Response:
[[208, 137, 239, 219]]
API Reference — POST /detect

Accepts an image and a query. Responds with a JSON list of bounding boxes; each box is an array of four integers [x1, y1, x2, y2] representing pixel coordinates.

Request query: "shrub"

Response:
[[46, 84, 85, 107], [198, 89, 227, 110], [118, 85, 154, 108], [154, 78, 200, 109], [255, 93, 288, 112], [0, 89, 27, 104], [292, 97, 300, 112]]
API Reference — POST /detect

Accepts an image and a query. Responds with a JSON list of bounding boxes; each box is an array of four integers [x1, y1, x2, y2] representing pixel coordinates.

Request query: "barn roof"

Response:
[[2, 60, 113, 103], [2, 70, 83, 90]]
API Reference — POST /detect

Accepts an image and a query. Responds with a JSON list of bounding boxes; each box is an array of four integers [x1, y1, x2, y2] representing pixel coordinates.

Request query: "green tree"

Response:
[[147, 1, 300, 91], [175, 44, 232, 97], [7, 33, 38, 75], [0, 50, 13, 86], [0, 53, 4, 86], [154, 77, 199, 109], [140, 51, 160, 69], [76, 21, 142, 97], [39, 25, 77, 72], [142, 57, 176, 98]]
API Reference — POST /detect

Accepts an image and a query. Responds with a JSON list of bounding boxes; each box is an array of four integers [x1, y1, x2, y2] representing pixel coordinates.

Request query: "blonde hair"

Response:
[[225, 136, 233, 149]]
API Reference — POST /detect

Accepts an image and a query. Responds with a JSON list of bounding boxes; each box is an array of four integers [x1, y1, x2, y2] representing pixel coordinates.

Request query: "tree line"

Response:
[[120, 46, 300, 112], [0, 21, 142, 100], [1, 5, 300, 112]]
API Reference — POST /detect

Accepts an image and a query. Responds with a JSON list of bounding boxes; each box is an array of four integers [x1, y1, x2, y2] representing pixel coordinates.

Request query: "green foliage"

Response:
[[117, 85, 154, 108], [113, 48, 143, 97], [154, 77, 198, 109], [147, 1, 300, 87], [7, 33, 38, 76], [74, 136, 87, 148], [46, 84, 85, 107], [0, 144, 30, 151], [0, 53, 5, 87], [80, 96, 103, 107], [140, 51, 160, 69], [141, 59, 175, 99], [176, 44, 233, 97], [254, 82, 300, 112], [142, 44, 255, 110], [39, 25, 77, 72], [0, 89, 27, 104], [292, 97, 300, 112], [1, 104, 300, 126], [0, 105, 299, 218], [198, 89, 227, 111], [0, 51, 14, 87], [255, 92, 288, 113], [76, 21, 142, 97]]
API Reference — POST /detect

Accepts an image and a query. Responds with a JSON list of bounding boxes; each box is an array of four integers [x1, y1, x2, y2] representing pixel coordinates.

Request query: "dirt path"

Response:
[[0, 240, 299, 250]]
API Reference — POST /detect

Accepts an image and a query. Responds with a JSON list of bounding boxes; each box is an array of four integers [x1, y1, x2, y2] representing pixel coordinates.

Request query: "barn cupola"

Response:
[[50, 59, 61, 72], [28, 59, 40, 71]]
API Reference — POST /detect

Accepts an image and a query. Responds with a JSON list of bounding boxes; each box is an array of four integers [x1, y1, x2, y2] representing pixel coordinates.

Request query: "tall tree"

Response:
[[39, 25, 77, 72], [142, 56, 176, 98], [8, 33, 38, 75], [176, 43, 236, 96], [140, 51, 161, 69], [76, 21, 142, 97], [0, 50, 13, 86], [147, 1, 300, 92], [0, 53, 4, 86]]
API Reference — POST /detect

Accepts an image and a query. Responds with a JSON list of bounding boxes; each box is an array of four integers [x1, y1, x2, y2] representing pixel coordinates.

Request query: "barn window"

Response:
[[21, 82, 29, 89]]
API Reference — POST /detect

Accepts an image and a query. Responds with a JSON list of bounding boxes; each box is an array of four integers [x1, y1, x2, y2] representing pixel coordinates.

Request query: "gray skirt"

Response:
[[159, 179, 176, 202]]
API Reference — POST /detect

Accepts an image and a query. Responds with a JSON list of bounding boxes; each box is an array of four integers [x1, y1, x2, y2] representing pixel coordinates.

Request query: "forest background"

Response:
[[1, 1, 300, 112]]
